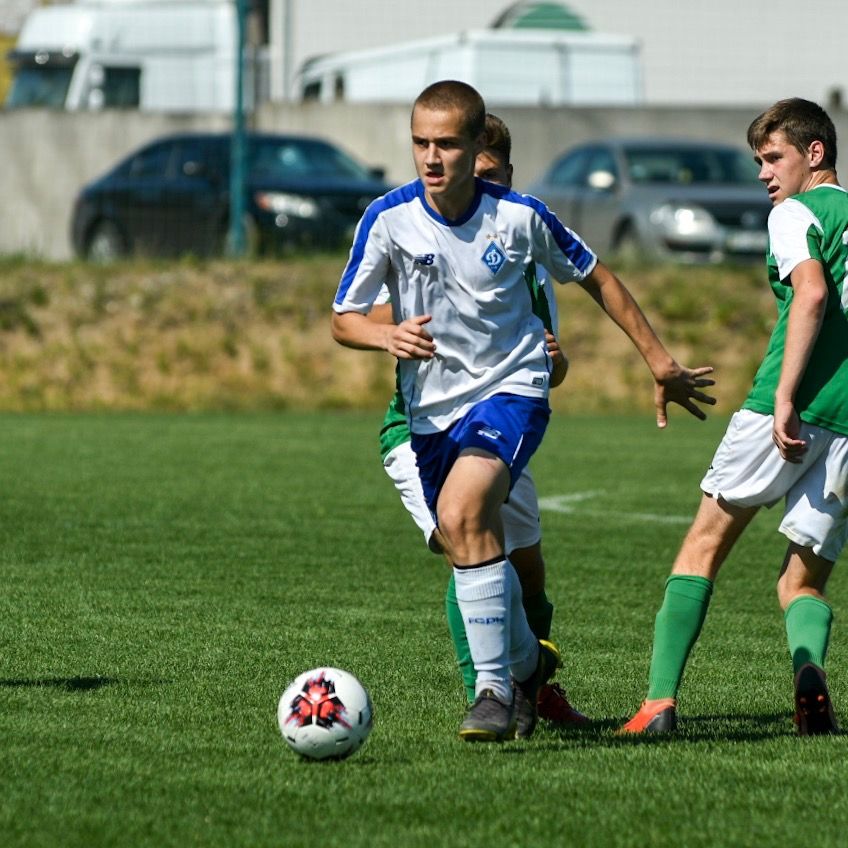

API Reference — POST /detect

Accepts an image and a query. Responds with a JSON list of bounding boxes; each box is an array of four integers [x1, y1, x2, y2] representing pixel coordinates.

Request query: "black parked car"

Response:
[[71, 132, 393, 260]]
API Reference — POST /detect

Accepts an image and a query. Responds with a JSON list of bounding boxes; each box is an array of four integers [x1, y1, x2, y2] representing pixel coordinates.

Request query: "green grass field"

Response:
[[2, 411, 846, 847]]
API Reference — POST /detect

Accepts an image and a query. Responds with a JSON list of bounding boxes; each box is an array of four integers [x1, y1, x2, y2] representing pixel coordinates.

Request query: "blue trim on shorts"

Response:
[[411, 393, 550, 513]]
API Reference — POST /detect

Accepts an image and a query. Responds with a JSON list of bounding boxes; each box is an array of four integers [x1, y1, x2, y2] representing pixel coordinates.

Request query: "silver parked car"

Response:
[[526, 138, 771, 263]]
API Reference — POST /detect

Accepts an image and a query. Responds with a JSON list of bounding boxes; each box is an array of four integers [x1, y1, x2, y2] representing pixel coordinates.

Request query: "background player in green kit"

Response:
[[374, 114, 587, 724], [622, 98, 848, 736]]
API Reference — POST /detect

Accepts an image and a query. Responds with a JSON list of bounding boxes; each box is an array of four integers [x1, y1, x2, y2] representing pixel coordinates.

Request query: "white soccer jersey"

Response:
[[334, 179, 596, 433]]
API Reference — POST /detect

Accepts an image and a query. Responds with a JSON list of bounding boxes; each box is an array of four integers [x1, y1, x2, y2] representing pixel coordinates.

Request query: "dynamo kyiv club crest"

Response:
[[482, 241, 506, 275]]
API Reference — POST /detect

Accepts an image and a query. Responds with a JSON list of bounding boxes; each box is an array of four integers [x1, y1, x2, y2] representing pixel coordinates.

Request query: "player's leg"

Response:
[[502, 471, 551, 637], [653, 495, 756, 688], [440, 449, 540, 697], [622, 410, 834, 733], [415, 395, 550, 741], [775, 433, 848, 735], [440, 449, 530, 739], [620, 494, 757, 733], [503, 472, 588, 724], [778, 543, 839, 735]]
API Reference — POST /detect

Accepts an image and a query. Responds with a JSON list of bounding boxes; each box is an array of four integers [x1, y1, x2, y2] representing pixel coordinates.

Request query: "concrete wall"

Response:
[[3, 102, 848, 260]]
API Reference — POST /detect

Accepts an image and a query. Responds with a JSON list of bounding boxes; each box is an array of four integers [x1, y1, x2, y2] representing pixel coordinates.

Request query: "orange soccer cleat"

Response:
[[618, 698, 678, 734]]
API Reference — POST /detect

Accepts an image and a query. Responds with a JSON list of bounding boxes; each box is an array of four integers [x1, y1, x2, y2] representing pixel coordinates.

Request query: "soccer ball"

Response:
[[277, 667, 373, 761]]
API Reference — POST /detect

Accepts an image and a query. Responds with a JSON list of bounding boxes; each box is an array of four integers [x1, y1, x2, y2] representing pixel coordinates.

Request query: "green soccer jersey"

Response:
[[378, 262, 558, 460], [743, 185, 848, 435]]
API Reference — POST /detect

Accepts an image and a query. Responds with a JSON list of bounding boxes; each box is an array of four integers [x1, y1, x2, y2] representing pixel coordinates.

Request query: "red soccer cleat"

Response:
[[618, 698, 677, 734], [537, 682, 590, 725]]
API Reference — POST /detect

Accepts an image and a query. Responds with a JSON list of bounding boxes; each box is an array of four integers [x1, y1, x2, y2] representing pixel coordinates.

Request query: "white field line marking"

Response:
[[538, 491, 691, 525], [537, 492, 604, 513]]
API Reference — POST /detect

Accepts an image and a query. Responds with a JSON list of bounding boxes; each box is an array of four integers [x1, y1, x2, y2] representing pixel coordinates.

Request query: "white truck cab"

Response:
[[6, 0, 239, 112]]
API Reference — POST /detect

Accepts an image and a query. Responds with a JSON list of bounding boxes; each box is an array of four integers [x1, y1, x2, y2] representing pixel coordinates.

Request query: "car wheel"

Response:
[[87, 220, 126, 263], [612, 224, 645, 264]]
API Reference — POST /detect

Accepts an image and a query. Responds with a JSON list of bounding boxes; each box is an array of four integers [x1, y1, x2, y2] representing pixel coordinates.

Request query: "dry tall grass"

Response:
[[0, 255, 774, 414]]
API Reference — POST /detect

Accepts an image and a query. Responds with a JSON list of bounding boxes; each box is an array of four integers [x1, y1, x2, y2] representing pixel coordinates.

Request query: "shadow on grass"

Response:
[[498, 711, 808, 753], [0, 676, 120, 691]]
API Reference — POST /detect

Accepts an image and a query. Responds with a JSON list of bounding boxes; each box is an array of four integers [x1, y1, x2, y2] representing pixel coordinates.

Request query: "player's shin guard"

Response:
[[785, 595, 833, 674], [453, 559, 512, 704], [646, 575, 713, 700], [445, 574, 476, 704]]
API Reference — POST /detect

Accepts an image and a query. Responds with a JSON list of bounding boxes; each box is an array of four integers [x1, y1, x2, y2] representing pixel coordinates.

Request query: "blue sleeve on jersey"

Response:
[[335, 182, 419, 307], [487, 185, 596, 276], [519, 193, 597, 275]]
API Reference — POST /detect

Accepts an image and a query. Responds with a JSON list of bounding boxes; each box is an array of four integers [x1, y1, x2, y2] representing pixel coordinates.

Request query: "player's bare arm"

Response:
[[367, 303, 395, 324], [332, 310, 436, 360], [579, 261, 716, 427], [773, 258, 829, 462]]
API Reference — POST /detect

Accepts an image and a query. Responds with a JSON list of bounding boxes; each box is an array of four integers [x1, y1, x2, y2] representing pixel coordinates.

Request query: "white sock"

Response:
[[506, 559, 539, 682], [453, 560, 512, 703]]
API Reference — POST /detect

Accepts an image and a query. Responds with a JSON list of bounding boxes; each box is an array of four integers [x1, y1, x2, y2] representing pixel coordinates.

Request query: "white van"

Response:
[[299, 29, 644, 107], [5, 0, 244, 112]]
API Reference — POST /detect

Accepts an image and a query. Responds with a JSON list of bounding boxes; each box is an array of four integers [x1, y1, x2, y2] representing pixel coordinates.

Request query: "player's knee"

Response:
[[437, 503, 474, 545]]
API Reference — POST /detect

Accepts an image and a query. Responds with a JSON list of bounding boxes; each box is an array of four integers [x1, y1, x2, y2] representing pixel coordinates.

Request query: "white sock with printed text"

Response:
[[453, 560, 512, 703]]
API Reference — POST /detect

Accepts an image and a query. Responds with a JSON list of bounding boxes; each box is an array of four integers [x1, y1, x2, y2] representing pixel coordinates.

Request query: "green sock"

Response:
[[784, 595, 833, 675], [646, 575, 714, 700], [445, 574, 476, 704], [522, 589, 554, 641]]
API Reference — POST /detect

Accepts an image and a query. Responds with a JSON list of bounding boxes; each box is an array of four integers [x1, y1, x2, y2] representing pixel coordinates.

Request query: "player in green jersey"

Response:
[[622, 98, 848, 736], [374, 114, 587, 725]]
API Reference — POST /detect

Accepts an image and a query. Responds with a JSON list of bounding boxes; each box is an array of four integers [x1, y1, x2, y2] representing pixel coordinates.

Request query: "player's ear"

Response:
[[506, 163, 514, 186], [808, 139, 826, 168]]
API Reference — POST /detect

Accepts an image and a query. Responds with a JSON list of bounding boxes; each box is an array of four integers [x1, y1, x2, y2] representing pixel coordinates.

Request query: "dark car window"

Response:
[[548, 150, 592, 187], [100, 66, 141, 108], [625, 147, 760, 186], [174, 138, 227, 182], [6, 65, 75, 108], [248, 138, 372, 181], [128, 142, 176, 181]]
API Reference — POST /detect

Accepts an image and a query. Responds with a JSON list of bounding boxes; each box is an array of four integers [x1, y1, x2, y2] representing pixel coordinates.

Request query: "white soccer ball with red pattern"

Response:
[[278, 667, 373, 760]]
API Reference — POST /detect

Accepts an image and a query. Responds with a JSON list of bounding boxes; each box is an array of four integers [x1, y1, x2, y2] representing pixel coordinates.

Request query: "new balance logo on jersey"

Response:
[[414, 253, 435, 266], [476, 426, 502, 441], [481, 241, 506, 275]]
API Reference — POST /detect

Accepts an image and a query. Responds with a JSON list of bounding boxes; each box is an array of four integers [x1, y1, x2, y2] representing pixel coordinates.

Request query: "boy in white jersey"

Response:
[[332, 80, 715, 743], [374, 113, 587, 725], [622, 98, 848, 736]]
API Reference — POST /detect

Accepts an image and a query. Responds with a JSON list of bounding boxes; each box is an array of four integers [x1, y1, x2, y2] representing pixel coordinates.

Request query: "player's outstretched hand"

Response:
[[654, 364, 716, 428], [387, 314, 436, 360], [772, 399, 807, 462]]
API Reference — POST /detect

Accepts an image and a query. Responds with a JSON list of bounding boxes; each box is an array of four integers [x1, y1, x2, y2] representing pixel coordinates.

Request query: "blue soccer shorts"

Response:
[[410, 392, 550, 514]]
